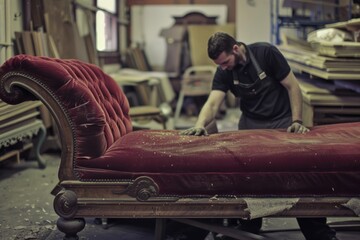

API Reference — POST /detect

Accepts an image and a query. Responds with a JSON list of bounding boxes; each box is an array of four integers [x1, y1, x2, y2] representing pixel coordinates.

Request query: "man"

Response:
[[181, 32, 338, 240]]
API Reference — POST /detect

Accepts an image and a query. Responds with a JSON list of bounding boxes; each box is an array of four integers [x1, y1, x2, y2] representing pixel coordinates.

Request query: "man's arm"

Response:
[[280, 71, 309, 133], [181, 90, 226, 135]]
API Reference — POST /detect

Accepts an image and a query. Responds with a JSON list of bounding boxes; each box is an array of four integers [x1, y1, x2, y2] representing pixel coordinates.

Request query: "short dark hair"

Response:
[[207, 32, 237, 60]]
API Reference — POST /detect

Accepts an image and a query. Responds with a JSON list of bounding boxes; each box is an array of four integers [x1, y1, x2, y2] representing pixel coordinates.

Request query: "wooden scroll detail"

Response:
[[53, 190, 78, 219], [127, 176, 160, 201]]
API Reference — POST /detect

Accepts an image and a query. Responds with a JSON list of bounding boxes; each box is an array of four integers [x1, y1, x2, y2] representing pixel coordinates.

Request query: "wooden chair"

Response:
[[174, 65, 216, 127]]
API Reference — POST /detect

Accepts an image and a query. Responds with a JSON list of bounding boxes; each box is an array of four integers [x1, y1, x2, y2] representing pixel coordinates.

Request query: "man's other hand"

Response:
[[287, 122, 310, 133], [180, 127, 208, 136]]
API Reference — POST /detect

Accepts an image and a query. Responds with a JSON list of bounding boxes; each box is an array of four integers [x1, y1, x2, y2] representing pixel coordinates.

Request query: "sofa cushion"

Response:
[[76, 122, 360, 197]]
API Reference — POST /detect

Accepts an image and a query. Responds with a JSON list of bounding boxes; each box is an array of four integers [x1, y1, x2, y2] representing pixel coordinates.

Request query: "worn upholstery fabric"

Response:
[[76, 123, 360, 197], [0, 54, 132, 159], [1, 55, 360, 197]]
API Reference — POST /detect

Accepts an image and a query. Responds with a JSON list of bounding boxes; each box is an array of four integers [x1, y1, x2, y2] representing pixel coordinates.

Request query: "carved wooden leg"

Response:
[[101, 218, 108, 229], [57, 217, 85, 240], [155, 218, 167, 240], [28, 123, 47, 169], [54, 190, 83, 239]]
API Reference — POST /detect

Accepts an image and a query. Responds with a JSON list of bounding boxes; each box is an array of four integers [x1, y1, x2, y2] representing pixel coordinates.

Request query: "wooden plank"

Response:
[[298, 78, 331, 95], [313, 116, 360, 124], [40, 32, 50, 57], [47, 34, 60, 58], [22, 31, 35, 55], [31, 31, 43, 56], [0, 101, 42, 121], [290, 62, 360, 80], [280, 45, 360, 73], [310, 41, 360, 58], [326, 18, 360, 31], [0, 111, 40, 129], [302, 93, 360, 106], [314, 107, 360, 114], [14, 32, 24, 54], [0, 150, 20, 163], [44, 13, 60, 58]]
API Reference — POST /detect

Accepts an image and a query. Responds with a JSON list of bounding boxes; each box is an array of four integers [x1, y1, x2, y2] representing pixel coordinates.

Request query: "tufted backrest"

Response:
[[0, 55, 133, 159]]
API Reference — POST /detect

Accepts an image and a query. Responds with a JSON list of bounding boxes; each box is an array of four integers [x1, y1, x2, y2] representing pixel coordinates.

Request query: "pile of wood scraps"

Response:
[[280, 28, 360, 127], [307, 18, 360, 58], [14, 30, 59, 58], [310, 41, 360, 57], [326, 18, 360, 41], [278, 44, 360, 79]]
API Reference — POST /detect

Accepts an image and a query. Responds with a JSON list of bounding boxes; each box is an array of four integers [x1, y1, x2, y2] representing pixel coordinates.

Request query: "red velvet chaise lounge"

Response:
[[1, 55, 360, 240]]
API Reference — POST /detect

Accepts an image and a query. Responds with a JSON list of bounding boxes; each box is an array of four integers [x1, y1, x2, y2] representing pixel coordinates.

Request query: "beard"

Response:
[[227, 53, 241, 70], [234, 53, 242, 66]]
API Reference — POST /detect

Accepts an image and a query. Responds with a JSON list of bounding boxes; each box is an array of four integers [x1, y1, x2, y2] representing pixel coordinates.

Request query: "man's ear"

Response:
[[232, 44, 239, 54]]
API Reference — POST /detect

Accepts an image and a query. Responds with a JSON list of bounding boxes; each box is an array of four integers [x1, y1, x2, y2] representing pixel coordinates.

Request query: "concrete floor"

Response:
[[1, 108, 360, 240]]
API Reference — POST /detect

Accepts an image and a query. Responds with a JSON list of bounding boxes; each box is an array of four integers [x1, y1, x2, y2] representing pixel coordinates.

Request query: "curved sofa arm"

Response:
[[0, 70, 76, 180], [0, 55, 133, 181]]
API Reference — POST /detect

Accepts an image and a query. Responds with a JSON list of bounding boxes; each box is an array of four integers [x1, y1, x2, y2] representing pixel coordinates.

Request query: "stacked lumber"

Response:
[[14, 30, 59, 58], [310, 41, 360, 57], [279, 18, 360, 126], [297, 75, 360, 105], [279, 44, 360, 79]]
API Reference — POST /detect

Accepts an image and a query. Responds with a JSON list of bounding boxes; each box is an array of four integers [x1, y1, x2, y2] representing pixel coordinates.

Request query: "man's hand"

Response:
[[180, 127, 208, 136], [287, 121, 310, 133]]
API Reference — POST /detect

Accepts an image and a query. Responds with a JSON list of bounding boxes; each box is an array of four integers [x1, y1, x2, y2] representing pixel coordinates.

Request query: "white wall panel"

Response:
[[131, 5, 228, 69]]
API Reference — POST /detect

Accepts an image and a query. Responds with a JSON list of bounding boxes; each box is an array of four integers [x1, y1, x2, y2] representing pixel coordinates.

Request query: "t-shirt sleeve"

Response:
[[212, 67, 231, 92], [266, 45, 291, 81]]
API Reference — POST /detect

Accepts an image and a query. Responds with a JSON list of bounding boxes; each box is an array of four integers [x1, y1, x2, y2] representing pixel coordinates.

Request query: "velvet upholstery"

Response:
[[1, 55, 360, 198], [0, 55, 132, 159], [77, 123, 360, 197]]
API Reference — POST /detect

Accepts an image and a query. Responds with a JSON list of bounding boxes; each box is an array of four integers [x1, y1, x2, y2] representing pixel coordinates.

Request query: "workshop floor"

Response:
[[1, 108, 360, 240]]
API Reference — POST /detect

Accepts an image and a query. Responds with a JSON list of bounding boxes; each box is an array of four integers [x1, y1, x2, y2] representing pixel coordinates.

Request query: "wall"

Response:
[[129, 1, 297, 69], [1, 0, 314, 67], [127, 0, 236, 22], [130, 4, 228, 69], [235, 0, 272, 44]]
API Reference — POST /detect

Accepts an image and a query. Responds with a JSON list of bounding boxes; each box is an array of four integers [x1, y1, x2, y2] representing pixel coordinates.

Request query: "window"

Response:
[[96, 0, 118, 52]]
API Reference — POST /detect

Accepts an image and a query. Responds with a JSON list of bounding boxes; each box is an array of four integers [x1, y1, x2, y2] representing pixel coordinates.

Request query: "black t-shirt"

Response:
[[212, 42, 292, 120]]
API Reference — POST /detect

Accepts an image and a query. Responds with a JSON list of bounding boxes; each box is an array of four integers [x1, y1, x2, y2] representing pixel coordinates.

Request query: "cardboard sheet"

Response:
[[243, 198, 299, 219], [187, 24, 235, 66], [279, 45, 360, 79], [343, 198, 360, 216]]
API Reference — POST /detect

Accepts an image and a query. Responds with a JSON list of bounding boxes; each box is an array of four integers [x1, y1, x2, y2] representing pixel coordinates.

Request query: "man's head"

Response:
[[207, 32, 242, 70]]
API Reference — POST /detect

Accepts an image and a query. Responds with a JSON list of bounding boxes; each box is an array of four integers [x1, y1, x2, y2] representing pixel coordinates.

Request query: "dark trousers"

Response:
[[240, 218, 336, 240], [238, 114, 293, 130], [297, 217, 336, 240]]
